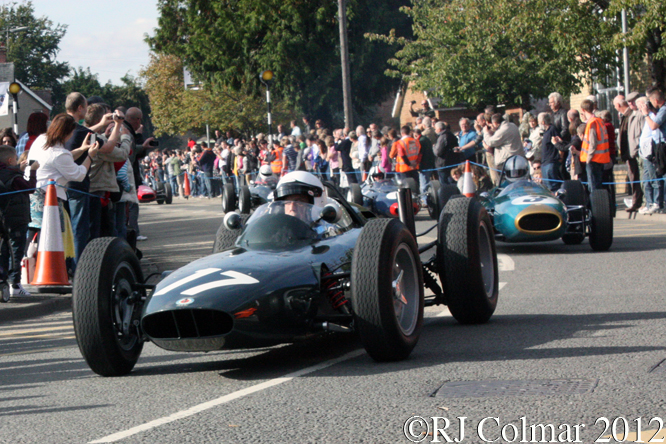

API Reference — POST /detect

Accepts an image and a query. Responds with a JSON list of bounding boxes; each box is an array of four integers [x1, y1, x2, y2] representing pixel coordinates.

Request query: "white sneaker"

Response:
[[638, 206, 650, 214], [136, 235, 148, 241], [647, 203, 660, 214], [10, 283, 31, 297]]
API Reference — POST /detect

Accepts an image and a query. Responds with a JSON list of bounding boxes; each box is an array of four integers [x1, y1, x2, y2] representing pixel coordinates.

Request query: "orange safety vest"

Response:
[[271, 147, 283, 174], [394, 137, 421, 173], [580, 117, 611, 164]]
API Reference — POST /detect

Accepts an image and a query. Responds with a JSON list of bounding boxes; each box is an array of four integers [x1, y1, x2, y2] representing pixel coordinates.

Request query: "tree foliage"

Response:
[[141, 53, 292, 137], [607, 0, 666, 88], [370, 0, 618, 108], [146, 0, 412, 124], [0, 1, 70, 97]]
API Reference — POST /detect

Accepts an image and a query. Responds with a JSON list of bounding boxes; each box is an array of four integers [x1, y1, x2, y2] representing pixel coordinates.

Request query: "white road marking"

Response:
[[140, 215, 222, 226], [497, 254, 514, 271], [159, 241, 214, 248], [89, 349, 365, 443], [499, 282, 507, 291], [436, 309, 451, 317]]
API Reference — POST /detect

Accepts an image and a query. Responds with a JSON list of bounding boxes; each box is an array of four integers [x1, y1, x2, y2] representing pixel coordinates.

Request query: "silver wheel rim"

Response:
[[392, 243, 419, 335], [112, 262, 139, 351], [478, 221, 496, 297]]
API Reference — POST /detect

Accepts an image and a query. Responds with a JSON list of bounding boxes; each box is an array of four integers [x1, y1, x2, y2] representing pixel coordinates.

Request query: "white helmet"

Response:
[[275, 171, 327, 207], [259, 165, 273, 176], [504, 155, 530, 183]]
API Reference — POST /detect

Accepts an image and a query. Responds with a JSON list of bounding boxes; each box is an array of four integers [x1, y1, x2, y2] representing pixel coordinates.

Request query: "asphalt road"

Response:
[[2, 196, 666, 443]]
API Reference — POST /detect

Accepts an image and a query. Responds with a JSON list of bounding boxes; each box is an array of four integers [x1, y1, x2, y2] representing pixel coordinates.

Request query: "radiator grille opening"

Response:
[[142, 309, 233, 339], [518, 213, 561, 232]]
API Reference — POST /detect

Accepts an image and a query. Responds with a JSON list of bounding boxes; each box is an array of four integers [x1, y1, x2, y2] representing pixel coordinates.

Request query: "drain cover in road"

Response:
[[433, 379, 598, 398]]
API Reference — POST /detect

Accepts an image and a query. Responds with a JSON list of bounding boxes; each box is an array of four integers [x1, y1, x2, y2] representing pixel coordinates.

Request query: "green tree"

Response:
[[370, 0, 618, 108], [141, 52, 291, 136], [0, 1, 69, 96], [607, 0, 666, 89], [146, 0, 412, 125]]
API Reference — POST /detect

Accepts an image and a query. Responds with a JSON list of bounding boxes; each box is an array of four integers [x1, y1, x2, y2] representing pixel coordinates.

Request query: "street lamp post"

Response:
[[4, 26, 27, 52], [9, 82, 21, 136], [260, 70, 274, 144]]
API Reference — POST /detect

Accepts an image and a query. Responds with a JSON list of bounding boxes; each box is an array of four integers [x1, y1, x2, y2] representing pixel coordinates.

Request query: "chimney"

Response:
[[0, 45, 6, 64]]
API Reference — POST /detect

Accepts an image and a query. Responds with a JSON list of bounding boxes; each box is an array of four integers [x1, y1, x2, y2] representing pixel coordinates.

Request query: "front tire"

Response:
[[221, 183, 236, 213], [72, 237, 144, 376], [426, 180, 441, 220], [437, 197, 498, 324], [213, 215, 249, 253], [561, 180, 586, 245], [352, 218, 424, 361], [238, 186, 252, 214], [589, 189, 613, 251]]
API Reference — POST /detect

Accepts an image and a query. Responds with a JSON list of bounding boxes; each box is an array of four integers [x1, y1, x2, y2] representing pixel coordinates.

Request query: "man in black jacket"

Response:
[[414, 128, 435, 193], [337, 130, 358, 185], [433, 121, 461, 184]]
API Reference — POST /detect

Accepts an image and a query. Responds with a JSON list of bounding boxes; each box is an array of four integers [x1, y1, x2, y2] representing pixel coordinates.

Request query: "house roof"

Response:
[[17, 80, 53, 111]]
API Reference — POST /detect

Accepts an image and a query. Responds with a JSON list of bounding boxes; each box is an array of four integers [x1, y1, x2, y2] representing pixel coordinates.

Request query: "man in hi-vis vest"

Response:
[[580, 99, 611, 190], [389, 125, 422, 184]]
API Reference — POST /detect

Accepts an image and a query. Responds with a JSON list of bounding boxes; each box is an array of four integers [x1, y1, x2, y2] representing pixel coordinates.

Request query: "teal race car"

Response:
[[478, 156, 613, 251]]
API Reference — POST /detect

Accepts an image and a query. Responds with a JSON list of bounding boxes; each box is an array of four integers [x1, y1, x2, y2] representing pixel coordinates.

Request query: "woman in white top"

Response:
[[29, 113, 98, 201]]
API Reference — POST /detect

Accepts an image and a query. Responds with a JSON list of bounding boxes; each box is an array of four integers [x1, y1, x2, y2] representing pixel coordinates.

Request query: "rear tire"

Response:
[[352, 218, 424, 361], [589, 189, 613, 251], [561, 180, 586, 245], [221, 183, 236, 213], [347, 183, 363, 205], [426, 180, 441, 220], [238, 186, 252, 214], [72, 237, 144, 376], [437, 197, 498, 324], [439, 184, 462, 211], [213, 215, 249, 253], [164, 183, 173, 204]]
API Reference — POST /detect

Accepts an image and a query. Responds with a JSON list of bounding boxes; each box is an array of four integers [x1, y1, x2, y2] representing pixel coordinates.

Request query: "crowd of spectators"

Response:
[[0, 86, 665, 298]]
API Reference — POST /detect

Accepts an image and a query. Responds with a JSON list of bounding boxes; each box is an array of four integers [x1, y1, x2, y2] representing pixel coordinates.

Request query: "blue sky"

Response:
[[27, 0, 159, 85]]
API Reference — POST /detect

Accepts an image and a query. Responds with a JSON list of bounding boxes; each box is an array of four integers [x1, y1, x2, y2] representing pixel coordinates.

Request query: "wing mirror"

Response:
[[223, 211, 242, 230], [479, 192, 490, 199], [319, 204, 341, 224], [555, 189, 567, 199]]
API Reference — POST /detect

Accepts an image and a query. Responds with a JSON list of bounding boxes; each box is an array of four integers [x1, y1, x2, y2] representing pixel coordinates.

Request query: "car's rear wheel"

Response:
[[425, 180, 441, 220], [347, 183, 363, 206], [352, 218, 424, 361], [238, 186, 252, 214], [221, 183, 236, 213], [213, 214, 249, 253], [72, 237, 144, 376], [589, 189, 613, 251], [164, 183, 173, 204], [439, 183, 462, 211], [561, 180, 586, 245], [437, 197, 498, 324]]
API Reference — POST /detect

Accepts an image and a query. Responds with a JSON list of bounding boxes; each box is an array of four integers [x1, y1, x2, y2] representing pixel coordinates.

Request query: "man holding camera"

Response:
[[410, 100, 436, 119]]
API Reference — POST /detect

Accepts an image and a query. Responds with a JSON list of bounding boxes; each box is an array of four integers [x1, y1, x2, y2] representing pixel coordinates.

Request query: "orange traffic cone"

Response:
[[183, 173, 191, 197], [462, 161, 476, 197], [31, 180, 69, 288]]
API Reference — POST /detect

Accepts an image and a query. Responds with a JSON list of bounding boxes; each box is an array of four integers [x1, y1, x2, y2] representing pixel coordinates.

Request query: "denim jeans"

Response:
[[89, 193, 103, 240], [541, 162, 561, 192], [203, 172, 213, 197], [419, 171, 431, 194], [642, 158, 663, 207], [1, 224, 28, 284], [66, 190, 90, 266], [169, 173, 179, 195], [112, 201, 127, 239], [586, 161, 605, 191], [127, 202, 140, 237]]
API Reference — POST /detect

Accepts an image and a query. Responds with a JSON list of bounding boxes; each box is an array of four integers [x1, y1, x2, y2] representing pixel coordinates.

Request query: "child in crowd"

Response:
[[0, 145, 39, 297]]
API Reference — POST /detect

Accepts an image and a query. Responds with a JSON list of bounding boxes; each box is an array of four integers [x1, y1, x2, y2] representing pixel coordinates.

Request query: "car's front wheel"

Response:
[[352, 218, 424, 361], [437, 197, 498, 324], [72, 237, 144, 376]]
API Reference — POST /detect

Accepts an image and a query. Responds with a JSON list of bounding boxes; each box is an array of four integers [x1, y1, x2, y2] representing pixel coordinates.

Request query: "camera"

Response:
[[113, 112, 124, 121], [148, 140, 159, 147]]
